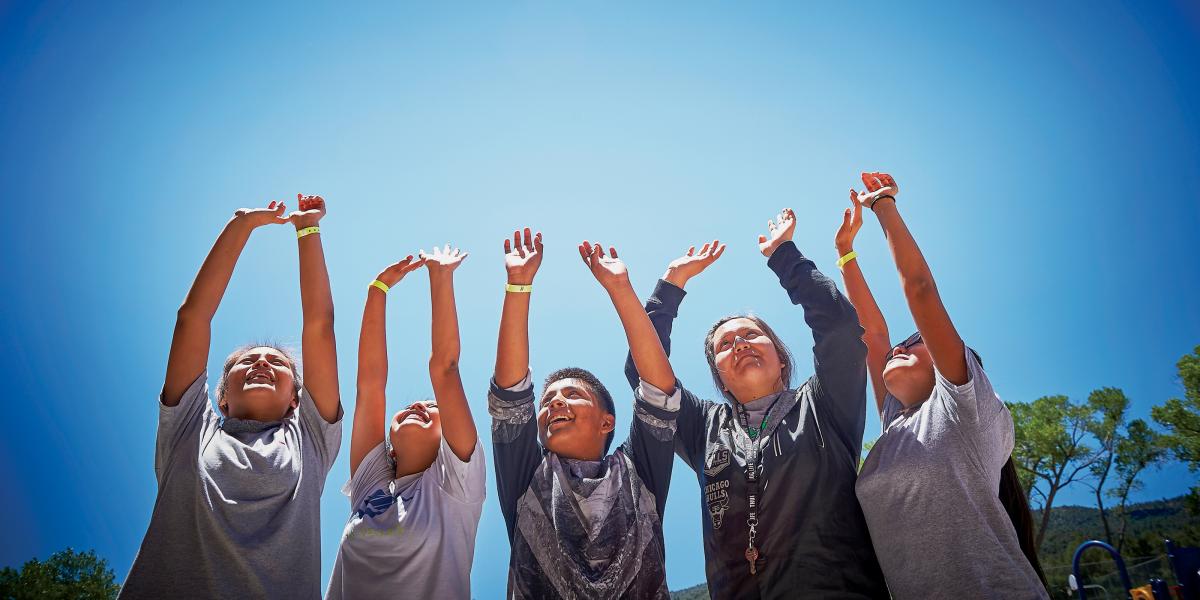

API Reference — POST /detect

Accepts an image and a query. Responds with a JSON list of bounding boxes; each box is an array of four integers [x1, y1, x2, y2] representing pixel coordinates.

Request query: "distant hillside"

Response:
[[670, 495, 1199, 600]]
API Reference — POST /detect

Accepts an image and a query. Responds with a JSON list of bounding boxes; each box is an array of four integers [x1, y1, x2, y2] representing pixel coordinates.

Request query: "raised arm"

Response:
[[855, 172, 967, 385], [421, 245, 477, 462], [580, 241, 675, 395], [494, 228, 542, 387], [759, 207, 867, 449], [350, 255, 424, 477], [834, 194, 891, 414], [491, 228, 544, 540], [289, 194, 340, 423], [163, 202, 290, 406], [622, 241, 724, 390]]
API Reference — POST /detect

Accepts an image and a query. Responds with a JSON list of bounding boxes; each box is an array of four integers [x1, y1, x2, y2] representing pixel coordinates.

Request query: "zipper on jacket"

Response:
[[808, 397, 826, 449]]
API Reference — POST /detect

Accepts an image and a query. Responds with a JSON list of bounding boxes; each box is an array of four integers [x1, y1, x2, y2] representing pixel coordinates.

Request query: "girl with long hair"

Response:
[[845, 172, 1049, 599]]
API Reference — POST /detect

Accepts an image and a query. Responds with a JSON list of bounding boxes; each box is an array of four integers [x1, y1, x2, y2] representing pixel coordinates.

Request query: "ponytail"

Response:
[[1000, 456, 1048, 588]]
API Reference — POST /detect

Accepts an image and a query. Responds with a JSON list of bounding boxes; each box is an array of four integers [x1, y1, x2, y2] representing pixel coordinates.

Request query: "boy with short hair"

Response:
[[489, 230, 679, 599]]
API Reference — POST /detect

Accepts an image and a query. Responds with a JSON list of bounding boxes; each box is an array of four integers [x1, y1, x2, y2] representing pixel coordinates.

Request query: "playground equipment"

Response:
[[1167, 539, 1200, 600], [1069, 539, 1200, 600]]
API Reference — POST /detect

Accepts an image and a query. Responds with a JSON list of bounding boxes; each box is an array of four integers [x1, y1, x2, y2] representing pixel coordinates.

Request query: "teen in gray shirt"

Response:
[[121, 197, 344, 599], [326, 245, 486, 600], [837, 173, 1048, 599]]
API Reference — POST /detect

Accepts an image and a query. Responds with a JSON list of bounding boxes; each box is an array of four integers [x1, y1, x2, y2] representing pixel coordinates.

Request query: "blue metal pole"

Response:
[[1072, 540, 1135, 600]]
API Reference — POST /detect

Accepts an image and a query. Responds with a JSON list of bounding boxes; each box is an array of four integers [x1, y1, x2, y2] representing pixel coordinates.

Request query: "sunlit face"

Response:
[[710, 318, 784, 403], [389, 401, 442, 467], [221, 346, 297, 420], [882, 338, 936, 406], [537, 378, 613, 461]]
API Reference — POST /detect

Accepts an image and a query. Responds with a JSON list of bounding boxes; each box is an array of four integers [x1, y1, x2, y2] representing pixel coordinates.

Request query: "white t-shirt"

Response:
[[324, 438, 486, 600]]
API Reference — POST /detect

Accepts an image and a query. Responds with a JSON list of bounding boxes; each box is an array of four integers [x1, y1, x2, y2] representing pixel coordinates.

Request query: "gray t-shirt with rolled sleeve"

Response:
[[120, 370, 343, 600], [324, 437, 486, 600], [855, 348, 1048, 600]]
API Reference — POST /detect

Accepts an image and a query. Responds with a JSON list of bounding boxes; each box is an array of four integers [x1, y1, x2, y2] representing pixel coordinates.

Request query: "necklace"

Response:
[[744, 393, 783, 440]]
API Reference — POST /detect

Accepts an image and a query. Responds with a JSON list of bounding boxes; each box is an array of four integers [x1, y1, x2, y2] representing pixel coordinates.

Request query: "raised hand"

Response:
[[757, 207, 796, 257], [851, 172, 899, 211], [288, 193, 327, 228], [835, 192, 864, 255], [503, 228, 543, 285], [375, 254, 426, 288], [420, 244, 468, 275], [664, 240, 726, 289], [234, 200, 290, 228], [579, 241, 630, 290]]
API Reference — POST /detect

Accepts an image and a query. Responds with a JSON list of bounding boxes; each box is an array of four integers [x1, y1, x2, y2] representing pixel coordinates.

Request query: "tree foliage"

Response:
[[1152, 345, 1200, 512], [0, 548, 119, 600], [1108, 418, 1166, 551], [1084, 387, 1129, 544], [1010, 395, 1098, 549]]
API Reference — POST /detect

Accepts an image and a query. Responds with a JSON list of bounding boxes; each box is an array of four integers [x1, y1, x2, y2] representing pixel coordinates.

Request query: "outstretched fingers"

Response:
[[512, 230, 525, 258]]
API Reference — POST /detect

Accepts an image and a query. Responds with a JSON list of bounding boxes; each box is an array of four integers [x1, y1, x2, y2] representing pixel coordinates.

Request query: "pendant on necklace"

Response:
[[747, 429, 758, 440]]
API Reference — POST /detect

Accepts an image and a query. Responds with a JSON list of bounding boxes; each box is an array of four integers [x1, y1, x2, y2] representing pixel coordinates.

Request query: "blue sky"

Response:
[[2, 0, 1198, 594]]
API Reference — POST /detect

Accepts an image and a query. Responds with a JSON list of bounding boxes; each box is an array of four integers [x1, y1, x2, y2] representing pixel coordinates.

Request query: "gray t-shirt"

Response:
[[324, 437, 486, 599], [856, 348, 1048, 600], [120, 370, 342, 600]]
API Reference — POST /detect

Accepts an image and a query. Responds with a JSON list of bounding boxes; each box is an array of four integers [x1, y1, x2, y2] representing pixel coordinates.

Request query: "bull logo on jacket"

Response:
[[705, 479, 730, 529]]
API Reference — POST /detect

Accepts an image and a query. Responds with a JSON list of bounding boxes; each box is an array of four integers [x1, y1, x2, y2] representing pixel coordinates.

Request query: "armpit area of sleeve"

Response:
[[298, 387, 345, 428], [934, 346, 1003, 425], [158, 370, 209, 419]]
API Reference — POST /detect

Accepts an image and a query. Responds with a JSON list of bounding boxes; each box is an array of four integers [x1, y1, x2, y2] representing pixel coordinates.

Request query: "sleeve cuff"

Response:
[[651, 279, 687, 314], [766, 240, 804, 273], [636, 378, 682, 412], [491, 371, 533, 397]]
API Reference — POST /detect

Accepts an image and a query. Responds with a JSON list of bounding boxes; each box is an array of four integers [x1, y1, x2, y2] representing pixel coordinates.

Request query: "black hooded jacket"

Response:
[[625, 241, 888, 599]]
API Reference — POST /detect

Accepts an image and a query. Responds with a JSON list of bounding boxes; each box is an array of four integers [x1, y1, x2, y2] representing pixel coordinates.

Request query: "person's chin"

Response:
[[543, 434, 577, 456]]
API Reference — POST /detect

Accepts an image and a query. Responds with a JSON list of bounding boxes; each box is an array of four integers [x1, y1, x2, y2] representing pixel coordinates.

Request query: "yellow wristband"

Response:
[[296, 226, 320, 239], [505, 283, 532, 293], [836, 251, 858, 268], [370, 280, 390, 294]]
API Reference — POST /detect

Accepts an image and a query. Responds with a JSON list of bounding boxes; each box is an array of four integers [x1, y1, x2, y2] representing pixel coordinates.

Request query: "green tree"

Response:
[[1108, 418, 1166, 551], [1010, 395, 1098, 550], [1152, 345, 1200, 513], [1084, 387, 1129, 544], [0, 548, 119, 600]]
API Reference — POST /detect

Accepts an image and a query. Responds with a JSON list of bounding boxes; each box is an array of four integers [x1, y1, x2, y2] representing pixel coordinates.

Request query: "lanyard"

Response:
[[736, 398, 777, 576]]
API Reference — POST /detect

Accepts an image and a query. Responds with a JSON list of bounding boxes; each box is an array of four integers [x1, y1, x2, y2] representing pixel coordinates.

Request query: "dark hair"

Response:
[[885, 331, 983, 366], [216, 342, 302, 408], [543, 367, 616, 453], [703, 315, 794, 403], [1000, 457, 1048, 588]]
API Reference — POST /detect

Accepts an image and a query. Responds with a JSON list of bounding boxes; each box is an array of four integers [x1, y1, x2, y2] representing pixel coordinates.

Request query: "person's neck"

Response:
[[731, 380, 785, 405], [393, 451, 437, 478], [552, 446, 604, 462]]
